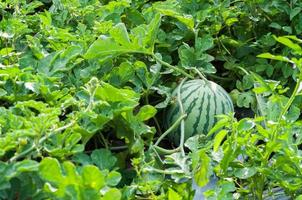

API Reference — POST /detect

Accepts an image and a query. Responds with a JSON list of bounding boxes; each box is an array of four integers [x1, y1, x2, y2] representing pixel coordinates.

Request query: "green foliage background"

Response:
[[1, 0, 302, 199]]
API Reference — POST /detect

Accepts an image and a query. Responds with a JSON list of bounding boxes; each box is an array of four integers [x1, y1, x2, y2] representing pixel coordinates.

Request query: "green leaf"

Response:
[[236, 91, 255, 108], [274, 36, 302, 54], [109, 23, 131, 46], [269, 22, 281, 30], [282, 26, 292, 34], [107, 62, 135, 87], [14, 160, 39, 172], [136, 105, 157, 121], [178, 44, 195, 68], [234, 167, 257, 179], [62, 162, 78, 183], [213, 130, 228, 152], [286, 105, 300, 122], [207, 180, 236, 199], [106, 171, 122, 186], [225, 17, 238, 26], [168, 188, 182, 200], [65, 132, 82, 148], [39, 157, 64, 184], [185, 134, 207, 151], [145, 13, 161, 52], [151, 86, 172, 109], [153, 1, 194, 30], [84, 37, 139, 59], [130, 138, 144, 153], [133, 61, 153, 88], [125, 8, 145, 26], [82, 165, 105, 190], [0, 89, 7, 97], [208, 116, 229, 137], [72, 153, 92, 166], [103, 188, 121, 200], [84, 15, 161, 60], [285, 35, 302, 43], [241, 74, 254, 90], [195, 35, 214, 53], [178, 42, 215, 73], [290, 7, 302, 20], [257, 53, 291, 63], [91, 149, 117, 170], [296, 195, 302, 200], [193, 150, 211, 187], [0, 162, 13, 190], [50, 46, 82, 74], [96, 82, 140, 105], [237, 119, 255, 132], [251, 72, 274, 93]]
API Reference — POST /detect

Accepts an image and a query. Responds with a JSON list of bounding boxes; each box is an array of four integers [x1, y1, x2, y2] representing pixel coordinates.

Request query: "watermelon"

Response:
[[166, 79, 234, 144]]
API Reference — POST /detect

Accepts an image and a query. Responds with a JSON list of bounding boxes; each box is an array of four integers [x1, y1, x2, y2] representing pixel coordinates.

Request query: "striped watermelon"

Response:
[[166, 79, 234, 144]]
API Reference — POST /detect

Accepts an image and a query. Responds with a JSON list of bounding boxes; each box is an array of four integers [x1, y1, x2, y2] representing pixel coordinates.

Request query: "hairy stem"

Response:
[[272, 77, 301, 142], [154, 113, 187, 146], [193, 68, 209, 82], [9, 120, 76, 163], [153, 145, 180, 155], [263, 72, 302, 161], [152, 54, 194, 79]]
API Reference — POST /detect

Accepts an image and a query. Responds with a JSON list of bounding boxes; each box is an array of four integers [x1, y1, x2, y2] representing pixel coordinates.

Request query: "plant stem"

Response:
[[235, 66, 250, 76], [153, 145, 180, 155], [153, 117, 162, 135], [151, 145, 164, 164], [99, 133, 109, 149], [263, 75, 302, 162], [152, 54, 194, 79], [193, 68, 209, 82], [154, 114, 187, 146], [145, 90, 162, 135], [143, 167, 183, 175], [9, 120, 76, 163], [272, 78, 301, 140], [152, 79, 188, 156], [207, 74, 233, 81], [278, 80, 300, 126], [110, 145, 128, 151], [254, 85, 267, 128]]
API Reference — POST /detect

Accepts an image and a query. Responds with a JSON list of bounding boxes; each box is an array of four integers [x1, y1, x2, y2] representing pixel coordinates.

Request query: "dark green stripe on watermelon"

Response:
[[180, 81, 200, 93], [216, 87, 234, 112], [192, 91, 206, 136], [204, 92, 212, 133], [166, 79, 234, 145], [212, 88, 218, 127], [181, 84, 203, 104]]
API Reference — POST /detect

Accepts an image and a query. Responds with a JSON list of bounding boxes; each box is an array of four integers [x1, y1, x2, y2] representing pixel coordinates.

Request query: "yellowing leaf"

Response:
[[168, 188, 182, 200]]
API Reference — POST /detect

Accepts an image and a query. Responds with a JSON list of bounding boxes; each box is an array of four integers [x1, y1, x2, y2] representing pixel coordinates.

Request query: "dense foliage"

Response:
[[1, 0, 302, 199]]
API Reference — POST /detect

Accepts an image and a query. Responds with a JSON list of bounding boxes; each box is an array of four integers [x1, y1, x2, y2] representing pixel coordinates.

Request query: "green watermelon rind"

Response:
[[165, 79, 234, 144]]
